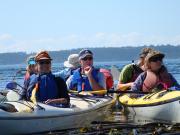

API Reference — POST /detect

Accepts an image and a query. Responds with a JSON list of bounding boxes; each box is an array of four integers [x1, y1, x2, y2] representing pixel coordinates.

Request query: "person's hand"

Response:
[[84, 66, 92, 76], [44, 98, 68, 104], [129, 82, 134, 87], [44, 99, 54, 104]]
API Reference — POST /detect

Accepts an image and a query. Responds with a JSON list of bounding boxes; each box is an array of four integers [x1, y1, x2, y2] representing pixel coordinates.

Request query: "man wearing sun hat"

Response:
[[54, 54, 80, 81], [66, 49, 106, 92], [26, 51, 70, 107]]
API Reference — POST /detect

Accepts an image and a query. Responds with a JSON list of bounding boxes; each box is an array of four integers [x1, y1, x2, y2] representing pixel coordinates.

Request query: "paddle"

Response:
[[69, 89, 151, 96], [110, 65, 120, 85]]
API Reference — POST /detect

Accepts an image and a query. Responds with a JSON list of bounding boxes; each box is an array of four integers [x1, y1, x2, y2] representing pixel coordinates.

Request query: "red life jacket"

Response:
[[100, 68, 113, 89], [142, 70, 173, 92]]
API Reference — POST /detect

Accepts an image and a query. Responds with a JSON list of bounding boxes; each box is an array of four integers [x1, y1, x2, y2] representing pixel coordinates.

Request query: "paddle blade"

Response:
[[110, 66, 120, 84], [30, 83, 39, 104]]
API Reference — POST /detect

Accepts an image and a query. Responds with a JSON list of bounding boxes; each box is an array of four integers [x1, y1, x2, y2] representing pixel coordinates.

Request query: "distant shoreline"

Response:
[[0, 45, 180, 65]]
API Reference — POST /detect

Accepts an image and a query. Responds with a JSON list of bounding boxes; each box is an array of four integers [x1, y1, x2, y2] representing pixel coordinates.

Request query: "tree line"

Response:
[[0, 45, 179, 65]]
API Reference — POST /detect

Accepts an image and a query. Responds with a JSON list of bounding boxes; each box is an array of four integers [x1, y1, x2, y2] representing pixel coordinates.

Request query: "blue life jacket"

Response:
[[64, 68, 76, 81], [28, 73, 59, 102], [70, 68, 99, 92]]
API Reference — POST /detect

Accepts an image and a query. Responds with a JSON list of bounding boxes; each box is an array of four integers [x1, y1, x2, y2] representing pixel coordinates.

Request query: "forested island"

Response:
[[0, 45, 179, 65]]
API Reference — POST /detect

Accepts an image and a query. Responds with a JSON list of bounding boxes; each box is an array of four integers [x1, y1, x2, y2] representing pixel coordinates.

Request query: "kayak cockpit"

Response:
[[0, 103, 17, 112]]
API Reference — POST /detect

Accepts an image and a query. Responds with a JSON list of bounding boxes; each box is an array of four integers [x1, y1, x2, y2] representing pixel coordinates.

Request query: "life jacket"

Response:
[[31, 73, 60, 102], [100, 68, 113, 89], [130, 64, 144, 82], [71, 68, 99, 92], [64, 68, 76, 81], [142, 71, 173, 92]]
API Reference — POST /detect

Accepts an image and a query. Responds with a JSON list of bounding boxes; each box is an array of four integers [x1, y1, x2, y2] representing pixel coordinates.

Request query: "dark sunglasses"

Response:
[[149, 57, 163, 62], [82, 57, 93, 61], [38, 61, 51, 65]]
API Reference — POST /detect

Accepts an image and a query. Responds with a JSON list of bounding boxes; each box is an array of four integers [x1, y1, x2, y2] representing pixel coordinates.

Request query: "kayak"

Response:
[[0, 91, 115, 135], [119, 90, 180, 123]]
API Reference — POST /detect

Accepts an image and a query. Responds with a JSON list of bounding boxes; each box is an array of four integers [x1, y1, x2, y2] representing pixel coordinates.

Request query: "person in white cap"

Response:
[[54, 54, 80, 81]]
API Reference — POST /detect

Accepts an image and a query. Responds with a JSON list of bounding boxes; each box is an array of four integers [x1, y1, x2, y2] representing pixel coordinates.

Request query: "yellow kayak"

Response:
[[119, 90, 180, 123]]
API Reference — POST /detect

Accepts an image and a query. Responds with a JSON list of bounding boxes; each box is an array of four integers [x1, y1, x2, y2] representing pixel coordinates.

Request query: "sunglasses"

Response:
[[149, 57, 163, 62], [38, 61, 51, 65], [82, 57, 93, 61]]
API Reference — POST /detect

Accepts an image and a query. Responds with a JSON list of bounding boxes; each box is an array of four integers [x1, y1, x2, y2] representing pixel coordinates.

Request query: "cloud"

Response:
[[0, 33, 180, 53], [0, 34, 13, 41]]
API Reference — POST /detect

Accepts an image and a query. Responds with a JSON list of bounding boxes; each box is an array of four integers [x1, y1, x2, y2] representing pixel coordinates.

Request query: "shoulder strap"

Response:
[[132, 64, 143, 73]]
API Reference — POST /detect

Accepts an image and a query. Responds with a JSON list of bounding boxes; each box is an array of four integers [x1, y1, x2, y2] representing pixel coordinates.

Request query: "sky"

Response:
[[0, 0, 180, 53]]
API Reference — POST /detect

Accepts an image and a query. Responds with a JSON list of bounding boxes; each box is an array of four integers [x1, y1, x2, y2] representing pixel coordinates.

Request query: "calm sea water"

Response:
[[0, 59, 180, 134], [0, 59, 180, 90]]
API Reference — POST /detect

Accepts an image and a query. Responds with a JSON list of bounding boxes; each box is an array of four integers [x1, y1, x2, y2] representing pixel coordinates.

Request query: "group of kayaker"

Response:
[[117, 48, 180, 92], [21, 49, 113, 107], [21, 48, 180, 107]]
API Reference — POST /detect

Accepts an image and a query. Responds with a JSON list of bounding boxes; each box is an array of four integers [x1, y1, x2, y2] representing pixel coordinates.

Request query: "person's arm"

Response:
[[97, 72, 106, 90], [131, 72, 146, 91], [85, 67, 105, 90], [88, 74, 105, 90], [66, 75, 77, 90], [117, 82, 134, 91], [117, 65, 133, 91], [53, 69, 67, 81], [45, 98, 68, 104], [19, 77, 30, 99]]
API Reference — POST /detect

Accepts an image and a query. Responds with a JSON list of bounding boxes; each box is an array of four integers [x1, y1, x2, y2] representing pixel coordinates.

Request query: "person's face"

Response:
[[37, 60, 51, 73], [138, 57, 145, 66], [149, 57, 163, 71], [80, 55, 93, 68], [29, 64, 37, 73]]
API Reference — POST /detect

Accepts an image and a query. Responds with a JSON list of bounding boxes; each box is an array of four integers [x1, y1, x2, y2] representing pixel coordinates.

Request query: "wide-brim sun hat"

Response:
[[35, 51, 52, 62], [139, 47, 155, 58], [64, 54, 80, 68]]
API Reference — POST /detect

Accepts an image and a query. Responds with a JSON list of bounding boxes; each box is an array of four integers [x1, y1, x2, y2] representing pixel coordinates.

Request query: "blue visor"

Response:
[[28, 60, 36, 65]]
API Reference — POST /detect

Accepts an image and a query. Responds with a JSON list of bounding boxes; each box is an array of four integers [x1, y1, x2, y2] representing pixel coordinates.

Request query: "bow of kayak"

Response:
[[119, 90, 180, 123]]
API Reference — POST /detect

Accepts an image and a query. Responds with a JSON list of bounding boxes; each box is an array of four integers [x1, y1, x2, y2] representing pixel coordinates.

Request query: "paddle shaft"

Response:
[[107, 89, 150, 94]]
